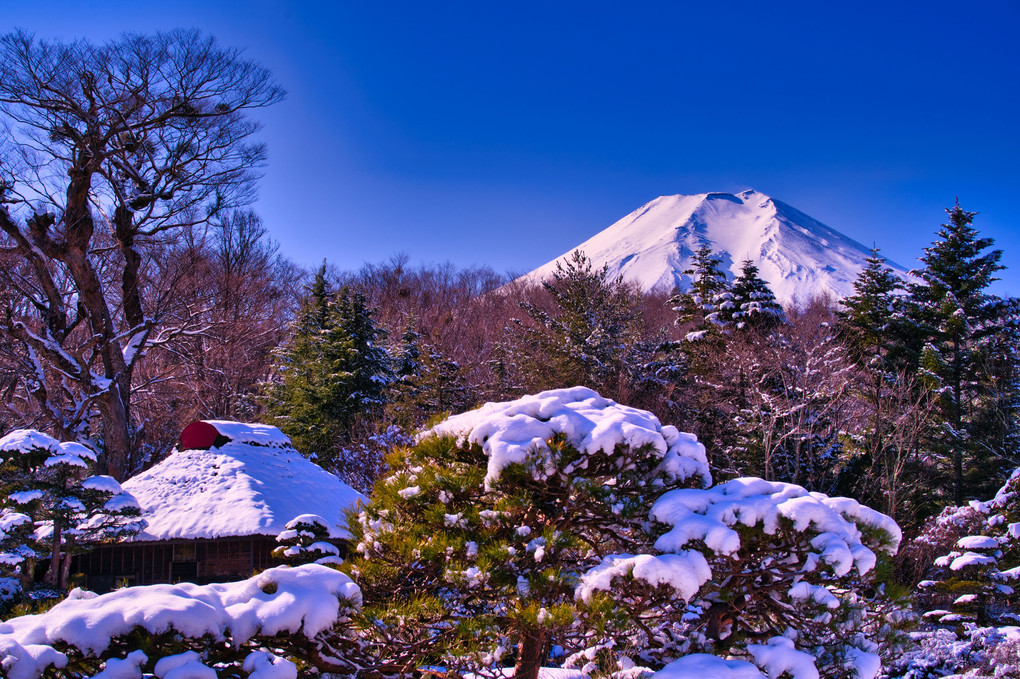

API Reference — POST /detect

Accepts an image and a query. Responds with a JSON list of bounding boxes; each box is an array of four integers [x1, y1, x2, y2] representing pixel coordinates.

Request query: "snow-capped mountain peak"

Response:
[[522, 190, 906, 306]]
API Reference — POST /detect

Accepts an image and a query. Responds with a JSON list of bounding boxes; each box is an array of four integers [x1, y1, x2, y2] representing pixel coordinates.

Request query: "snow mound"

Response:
[[651, 477, 900, 576], [747, 637, 819, 679], [957, 535, 999, 550], [123, 441, 364, 541], [652, 654, 764, 679], [423, 386, 711, 488], [0, 564, 360, 677]]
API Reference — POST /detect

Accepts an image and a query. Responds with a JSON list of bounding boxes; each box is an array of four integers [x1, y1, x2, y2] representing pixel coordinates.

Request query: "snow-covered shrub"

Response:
[[347, 387, 904, 679], [347, 387, 712, 679], [273, 514, 343, 566], [581, 477, 906, 679], [0, 563, 361, 678], [914, 470, 1020, 626], [893, 469, 1020, 678], [0, 430, 144, 594]]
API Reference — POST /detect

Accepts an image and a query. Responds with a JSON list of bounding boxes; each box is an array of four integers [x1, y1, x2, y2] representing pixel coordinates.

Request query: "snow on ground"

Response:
[[652, 654, 764, 679], [423, 386, 711, 488], [123, 431, 365, 541], [0, 564, 360, 679]]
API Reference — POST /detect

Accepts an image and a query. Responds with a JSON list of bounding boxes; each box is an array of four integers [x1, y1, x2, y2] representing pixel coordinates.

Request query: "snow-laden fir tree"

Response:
[[670, 242, 733, 343], [729, 259, 786, 331], [266, 264, 393, 474], [836, 248, 908, 378], [388, 340, 474, 430], [393, 321, 423, 381], [0, 430, 143, 594], [906, 203, 1018, 504]]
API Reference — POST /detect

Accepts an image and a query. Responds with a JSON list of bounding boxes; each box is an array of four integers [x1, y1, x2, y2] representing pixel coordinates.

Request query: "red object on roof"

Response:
[[179, 421, 223, 451]]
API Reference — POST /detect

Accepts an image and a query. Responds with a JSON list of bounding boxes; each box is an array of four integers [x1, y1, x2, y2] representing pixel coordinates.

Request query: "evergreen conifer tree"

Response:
[[518, 250, 643, 398], [907, 203, 1016, 503], [834, 248, 934, 519], [670, 242, 733, 337], [388, 342, 474, 429], [730, 259, 786, 331], [266, 265, 393, 470], [837, 248, 907, 375], [0, 430, 143, 593]]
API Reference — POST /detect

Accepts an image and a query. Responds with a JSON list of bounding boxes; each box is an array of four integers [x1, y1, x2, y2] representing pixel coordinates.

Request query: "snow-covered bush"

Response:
[[0, 430, 144, 594], [347, 387, 904, 679], [585, 477, 907, 679], [0, 563, 361, 678], [348, 387, 711, 679], [892, 470, 1020, 678], [273, 514, 343, 566], [913, 469, 1020, 626]]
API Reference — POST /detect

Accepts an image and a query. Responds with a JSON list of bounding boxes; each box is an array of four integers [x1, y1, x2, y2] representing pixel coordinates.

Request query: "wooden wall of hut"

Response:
[[71, 536, 282, 592]]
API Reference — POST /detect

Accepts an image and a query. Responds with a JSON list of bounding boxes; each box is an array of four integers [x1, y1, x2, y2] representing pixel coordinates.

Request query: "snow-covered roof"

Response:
[[123, 423, 364, 542]]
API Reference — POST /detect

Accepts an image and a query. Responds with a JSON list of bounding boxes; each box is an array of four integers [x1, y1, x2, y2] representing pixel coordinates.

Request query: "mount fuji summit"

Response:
[[522, 190, 908, 307]]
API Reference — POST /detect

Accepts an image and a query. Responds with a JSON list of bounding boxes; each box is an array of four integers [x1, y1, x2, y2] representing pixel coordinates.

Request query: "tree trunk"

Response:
[[514, 628, 549, 679], [98, 389, 133, 481], [59, 536, 75, 589], [953, 347, 964, 506], [45, 520, 62, 586]]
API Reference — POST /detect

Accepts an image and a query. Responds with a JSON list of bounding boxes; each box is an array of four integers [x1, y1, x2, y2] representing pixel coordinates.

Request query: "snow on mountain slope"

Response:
[[522, 190, 908, 306]]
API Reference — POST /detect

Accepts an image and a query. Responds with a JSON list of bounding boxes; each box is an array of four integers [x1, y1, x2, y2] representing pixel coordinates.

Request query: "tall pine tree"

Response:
[[907, 203, 1015, 503], [517, 250, 642, 398], [670, 242, 733, 338], [266, 265, 393, 471], [729, 259, 786, 331]]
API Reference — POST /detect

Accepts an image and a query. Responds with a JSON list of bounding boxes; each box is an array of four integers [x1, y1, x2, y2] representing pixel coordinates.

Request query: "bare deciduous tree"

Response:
[[0, 29, 283, 479]]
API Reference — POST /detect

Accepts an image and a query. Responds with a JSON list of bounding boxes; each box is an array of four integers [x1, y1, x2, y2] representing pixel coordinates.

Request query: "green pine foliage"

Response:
[[346, 396, 706, 679], [266, 265, 393, 471], [729, 259, 787, 331], [670, 242, 733, 340], [517, 250, 644, 397], [907, 203, 1017, 504]]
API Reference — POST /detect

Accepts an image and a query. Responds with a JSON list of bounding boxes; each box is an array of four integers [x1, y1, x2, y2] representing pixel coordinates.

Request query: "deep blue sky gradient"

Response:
[[7, 1, 1020, 293]]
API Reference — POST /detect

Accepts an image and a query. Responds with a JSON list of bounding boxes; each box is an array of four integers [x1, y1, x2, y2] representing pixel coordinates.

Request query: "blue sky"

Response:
[[7, 1, 1020, 293]]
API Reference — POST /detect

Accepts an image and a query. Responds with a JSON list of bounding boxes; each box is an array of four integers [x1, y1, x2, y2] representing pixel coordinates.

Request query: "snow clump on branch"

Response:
[[424, 385, 712, 488]]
